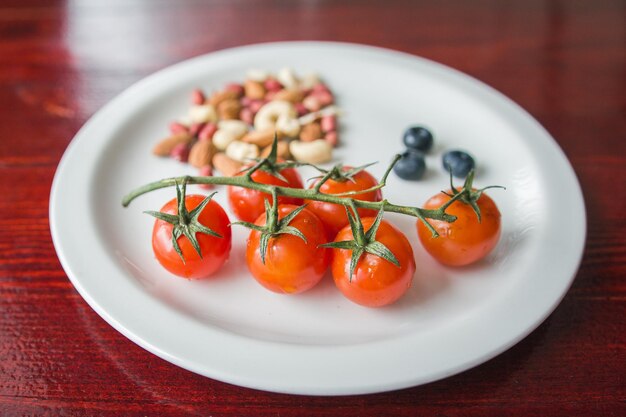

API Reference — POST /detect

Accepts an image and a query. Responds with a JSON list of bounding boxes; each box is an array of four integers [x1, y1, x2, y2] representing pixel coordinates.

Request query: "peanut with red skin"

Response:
[[198, 165, 214, 190], [191, 89, 205, 105], [295, 103, 308, 116], [314, 90, 334, 107], [312, 83, 332, 95], [169, 121, 189, 134], [264, 78, 283, 92], [224, 83, 244, 97], [325, 131, 339, 147], [240, 107, 254, 125], [153, 133, 193, 156], [198, 123, 217, 141], [170, 143, 190, 162], [188, 122, 205, 137], [321, 115, 336, 132]]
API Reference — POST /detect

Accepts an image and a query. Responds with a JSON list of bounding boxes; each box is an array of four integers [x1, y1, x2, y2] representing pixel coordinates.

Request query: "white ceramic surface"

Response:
[[50, 42, 586, 395]]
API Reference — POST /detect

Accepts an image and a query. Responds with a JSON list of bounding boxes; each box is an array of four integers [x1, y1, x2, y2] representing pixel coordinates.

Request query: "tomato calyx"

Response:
[[309, 162, 378, 191], [233, 189, 308, 264], [144, 180, 223, 263], [442, 170, 505, 222], [321, 202, 400, 280], [241, 134, 303, 183]]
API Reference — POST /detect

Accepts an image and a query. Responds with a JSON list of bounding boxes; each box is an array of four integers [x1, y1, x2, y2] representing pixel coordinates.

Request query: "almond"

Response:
[[208, 89, 240, 107], [272, 89, 304, 103], [217, 98, 242, 120], [188, 140, 215, 168], [241, 129, 282, 148], [152, 133, 193, 156], [260, 140, 291, 159], [212, 152, 244, 177], [299, 122, 322, 142], [244, 80, 266, 100]]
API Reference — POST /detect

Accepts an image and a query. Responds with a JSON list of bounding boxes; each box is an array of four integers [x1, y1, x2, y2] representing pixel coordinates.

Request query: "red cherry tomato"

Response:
[[228, 166, 304, 222], [330, 218, 416, 307], [152, 194, 231, 279], [417, 190, 501, 266], [246, 205, 330, 294], [306, 167, 382, 238]]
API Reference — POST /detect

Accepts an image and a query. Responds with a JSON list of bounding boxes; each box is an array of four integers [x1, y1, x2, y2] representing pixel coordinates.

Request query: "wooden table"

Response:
[[1, 0, 624, 415]]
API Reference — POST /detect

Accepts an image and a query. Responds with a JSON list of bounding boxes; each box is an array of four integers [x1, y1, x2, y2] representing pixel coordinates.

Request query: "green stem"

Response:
[[121, 173, 458, 230], [330, 154, 400, 197]]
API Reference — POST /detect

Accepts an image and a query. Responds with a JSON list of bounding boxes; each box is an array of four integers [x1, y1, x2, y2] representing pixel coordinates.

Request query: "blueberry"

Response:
[[442, 150, 475, 178], [394, 150, 426, 180], [403, 126, 433, 152]]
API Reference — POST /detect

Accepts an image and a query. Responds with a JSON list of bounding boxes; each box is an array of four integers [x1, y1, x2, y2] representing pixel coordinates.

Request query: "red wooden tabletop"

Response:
[[1, 0, 624, 415]]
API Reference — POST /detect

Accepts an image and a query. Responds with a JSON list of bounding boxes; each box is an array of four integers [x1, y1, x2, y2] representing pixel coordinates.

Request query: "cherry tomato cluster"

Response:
[[148, 160, 502, 308]]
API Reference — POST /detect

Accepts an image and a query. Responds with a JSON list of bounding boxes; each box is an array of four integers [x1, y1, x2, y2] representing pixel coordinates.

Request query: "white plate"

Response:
[[50, 42, 586, 395]]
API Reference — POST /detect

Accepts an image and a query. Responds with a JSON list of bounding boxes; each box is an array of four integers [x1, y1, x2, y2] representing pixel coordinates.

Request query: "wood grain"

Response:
[[1, 0, 624, 415]]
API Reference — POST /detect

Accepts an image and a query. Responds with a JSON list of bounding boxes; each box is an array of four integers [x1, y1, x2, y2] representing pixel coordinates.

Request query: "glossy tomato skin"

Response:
[[306, 168, 382, 239], [152, 195, 232, 279], [246, 205, 330, 294], [417, 191, 501, 266], [228, 166, 304, 222], [331, 218, 416, 307]]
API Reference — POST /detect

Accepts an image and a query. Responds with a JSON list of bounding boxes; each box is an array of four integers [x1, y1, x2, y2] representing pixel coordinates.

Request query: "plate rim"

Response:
[[49, 40, 586, 395]]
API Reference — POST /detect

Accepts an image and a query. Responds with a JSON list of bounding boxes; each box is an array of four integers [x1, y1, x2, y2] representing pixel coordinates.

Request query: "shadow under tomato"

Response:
[[381, 263, 451, 314]]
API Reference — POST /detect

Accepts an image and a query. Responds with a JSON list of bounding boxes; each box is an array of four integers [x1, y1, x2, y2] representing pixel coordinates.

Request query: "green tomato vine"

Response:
[[122, 138, 467, 231]]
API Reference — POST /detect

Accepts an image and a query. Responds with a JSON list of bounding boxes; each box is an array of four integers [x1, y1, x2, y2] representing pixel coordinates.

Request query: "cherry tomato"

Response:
[[330, 218, 416, 307], [228, 166, 304, 222], [417, 190, 501, 266], [152, 194, 231, 279], [246, 205, 330, 294], [306, 167, 382, 238]]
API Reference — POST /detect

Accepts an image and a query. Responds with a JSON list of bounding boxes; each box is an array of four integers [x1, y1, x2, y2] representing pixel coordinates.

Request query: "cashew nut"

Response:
[[212, 129, 237, 150], [299, 73, 321, 90], [277, 67, 299, 89], [289, 139, 332, 164], [218, 120, 248, 140], [302, 95, 322, 112], [176, 115, 193, 126], [275, 114, 301, 137], [246, 68, 269, 82], [253, 100, 297, 132], [298, 105, 341, 125], [226, 140, 260, 162], [188, 104, 217, 124]]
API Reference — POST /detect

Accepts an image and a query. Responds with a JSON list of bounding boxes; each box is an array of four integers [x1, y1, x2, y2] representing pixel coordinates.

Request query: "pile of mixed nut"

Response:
[[152, 68, 340, 178]]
